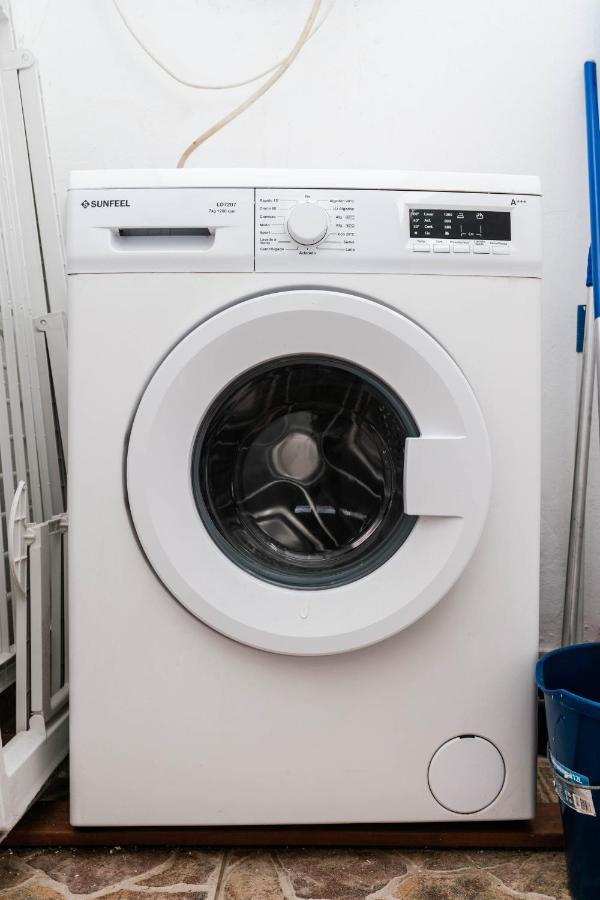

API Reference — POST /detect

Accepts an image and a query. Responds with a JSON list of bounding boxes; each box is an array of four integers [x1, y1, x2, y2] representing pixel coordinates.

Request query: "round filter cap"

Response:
[[428, 736, 505, 814]]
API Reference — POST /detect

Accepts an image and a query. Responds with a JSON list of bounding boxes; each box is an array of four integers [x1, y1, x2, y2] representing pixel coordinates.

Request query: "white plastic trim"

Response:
[[8, 481, 29, 597], [68, 168, 542, 195], [0, 706, 68, 832], [0, 49, 34, 71]]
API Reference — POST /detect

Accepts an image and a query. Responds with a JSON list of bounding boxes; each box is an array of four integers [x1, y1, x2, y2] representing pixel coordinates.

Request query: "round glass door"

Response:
[[126, 289, 491, 655], [192, 356, 419, 589]]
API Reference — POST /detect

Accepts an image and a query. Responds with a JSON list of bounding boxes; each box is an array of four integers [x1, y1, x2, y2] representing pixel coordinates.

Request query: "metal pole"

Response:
[[562, 285, 595, 645], [585, 62, 600, 321], [562, 61, 600, 645]]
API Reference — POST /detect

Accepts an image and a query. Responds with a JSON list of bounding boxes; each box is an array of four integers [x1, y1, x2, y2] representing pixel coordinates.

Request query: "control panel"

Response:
[[257, 191, 357, 257], [65, 180, 541, 277], [254, 189, 541, 276]]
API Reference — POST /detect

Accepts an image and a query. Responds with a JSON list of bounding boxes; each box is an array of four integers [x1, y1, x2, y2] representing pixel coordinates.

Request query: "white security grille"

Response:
[[0, 2, 68, 835]]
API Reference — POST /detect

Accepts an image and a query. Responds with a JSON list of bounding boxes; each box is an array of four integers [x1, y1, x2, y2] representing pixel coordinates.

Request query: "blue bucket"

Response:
[[536, 643, 600, 898]]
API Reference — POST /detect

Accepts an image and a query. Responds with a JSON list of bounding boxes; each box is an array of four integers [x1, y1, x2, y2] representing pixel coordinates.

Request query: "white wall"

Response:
[[11, 0, 600, 648]]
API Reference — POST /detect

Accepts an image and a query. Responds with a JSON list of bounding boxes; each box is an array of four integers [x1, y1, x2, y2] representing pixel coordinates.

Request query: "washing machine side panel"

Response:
[[68, 272, 539, 825]]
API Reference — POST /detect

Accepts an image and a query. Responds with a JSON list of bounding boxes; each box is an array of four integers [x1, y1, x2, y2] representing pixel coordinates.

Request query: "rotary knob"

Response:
[[286, 202, 329, 246]]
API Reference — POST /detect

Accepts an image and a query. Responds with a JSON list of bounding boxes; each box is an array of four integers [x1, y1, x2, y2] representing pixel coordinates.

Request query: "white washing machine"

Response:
[[66, 169, 541, 826]]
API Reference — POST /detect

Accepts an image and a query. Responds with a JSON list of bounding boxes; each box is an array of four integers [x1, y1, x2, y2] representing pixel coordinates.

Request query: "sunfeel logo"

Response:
[[81, 199, 131, 209]]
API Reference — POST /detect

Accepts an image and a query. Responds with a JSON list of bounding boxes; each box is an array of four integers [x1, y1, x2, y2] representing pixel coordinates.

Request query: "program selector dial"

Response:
[[286, 202, 329, 245]]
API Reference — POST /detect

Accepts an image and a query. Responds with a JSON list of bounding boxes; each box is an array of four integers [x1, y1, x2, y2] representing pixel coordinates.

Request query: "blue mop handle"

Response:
[[585, 61, 600, 316]]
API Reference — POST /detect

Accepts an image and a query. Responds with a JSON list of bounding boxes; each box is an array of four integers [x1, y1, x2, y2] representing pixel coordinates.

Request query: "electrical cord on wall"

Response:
[[111, 0, 333, 90], [111, 0, 330, 167]]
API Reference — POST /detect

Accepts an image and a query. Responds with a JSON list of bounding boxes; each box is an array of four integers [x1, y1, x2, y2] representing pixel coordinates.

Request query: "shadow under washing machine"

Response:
[[66, 168, 541, 826]]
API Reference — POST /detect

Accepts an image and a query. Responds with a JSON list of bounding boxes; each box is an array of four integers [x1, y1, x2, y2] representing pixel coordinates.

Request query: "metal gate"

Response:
[[0, 2, 68, 835]]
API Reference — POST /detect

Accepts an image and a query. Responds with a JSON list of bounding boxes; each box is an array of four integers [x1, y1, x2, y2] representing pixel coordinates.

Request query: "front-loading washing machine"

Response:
[[66, 168, 541, 826]]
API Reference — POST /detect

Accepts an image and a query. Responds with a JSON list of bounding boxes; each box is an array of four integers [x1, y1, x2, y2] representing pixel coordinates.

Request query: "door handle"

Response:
[[403, 436, 474, 517]]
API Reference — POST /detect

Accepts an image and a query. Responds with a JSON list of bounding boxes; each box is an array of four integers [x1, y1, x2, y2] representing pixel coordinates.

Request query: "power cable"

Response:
[[111, 0, 333, 91], [111, 0, 327, 166], [177, 0, 322, 167]]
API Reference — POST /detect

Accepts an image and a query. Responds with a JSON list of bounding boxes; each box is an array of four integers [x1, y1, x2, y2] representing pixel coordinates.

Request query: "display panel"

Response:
[[409, 209, 511, 241]]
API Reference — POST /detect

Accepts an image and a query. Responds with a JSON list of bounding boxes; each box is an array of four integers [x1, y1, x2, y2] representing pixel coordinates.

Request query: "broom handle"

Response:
[[561, 61, 600, 645], [586, 61, 600, 324]]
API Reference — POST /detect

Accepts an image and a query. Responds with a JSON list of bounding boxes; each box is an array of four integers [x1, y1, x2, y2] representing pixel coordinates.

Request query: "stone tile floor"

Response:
[[0, 760, 568, 898], [0, 847, 570, 899]]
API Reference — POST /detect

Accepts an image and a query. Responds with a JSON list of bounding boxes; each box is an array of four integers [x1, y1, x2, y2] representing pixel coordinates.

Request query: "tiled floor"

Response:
[[0, 759, 568, 898], [0, 847, 570, 899]]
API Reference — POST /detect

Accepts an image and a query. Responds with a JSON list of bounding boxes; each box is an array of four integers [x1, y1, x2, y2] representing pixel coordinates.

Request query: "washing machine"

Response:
[[66, 168, 541, 826]]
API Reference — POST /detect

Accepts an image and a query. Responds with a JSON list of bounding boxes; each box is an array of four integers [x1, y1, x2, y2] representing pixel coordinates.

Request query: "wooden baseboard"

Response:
[[4, 799, 563, 849]]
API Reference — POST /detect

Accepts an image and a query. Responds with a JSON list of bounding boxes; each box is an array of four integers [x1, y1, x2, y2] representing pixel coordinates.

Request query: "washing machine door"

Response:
[[127, 290, 491, 655]]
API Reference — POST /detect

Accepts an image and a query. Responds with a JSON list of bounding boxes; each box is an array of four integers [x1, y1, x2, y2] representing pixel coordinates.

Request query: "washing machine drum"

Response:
[[127, 290, 491, 655], [193, 355, 419, 590]]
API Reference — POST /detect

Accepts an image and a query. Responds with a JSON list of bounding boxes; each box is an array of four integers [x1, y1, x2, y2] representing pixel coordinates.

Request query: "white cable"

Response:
[[176, 0, 322, 167], [111, 0, 334, 91]]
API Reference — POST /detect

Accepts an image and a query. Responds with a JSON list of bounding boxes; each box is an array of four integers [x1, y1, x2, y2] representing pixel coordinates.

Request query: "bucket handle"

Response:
[[547, 747, 600, 791]]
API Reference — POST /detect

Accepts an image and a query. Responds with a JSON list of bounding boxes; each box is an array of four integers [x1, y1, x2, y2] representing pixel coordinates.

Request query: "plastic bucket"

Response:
[[536, 643, 600, 898]]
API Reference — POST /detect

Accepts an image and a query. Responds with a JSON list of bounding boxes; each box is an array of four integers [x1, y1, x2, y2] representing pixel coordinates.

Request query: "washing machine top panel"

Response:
[[68, 168, 541, 195], [126, 288, 492, 656], [66, 169, 542, 276]]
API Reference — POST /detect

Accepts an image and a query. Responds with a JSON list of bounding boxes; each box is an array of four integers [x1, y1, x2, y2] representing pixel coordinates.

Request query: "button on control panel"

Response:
[[286, 202, 329, 245], [412, 239, 431, 252], [412, 239, 511, 255]]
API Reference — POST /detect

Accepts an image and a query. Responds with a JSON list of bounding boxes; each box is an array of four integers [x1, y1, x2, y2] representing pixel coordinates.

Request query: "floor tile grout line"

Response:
[[271, 849, 297, 900], [213, 848, 230, 900]]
